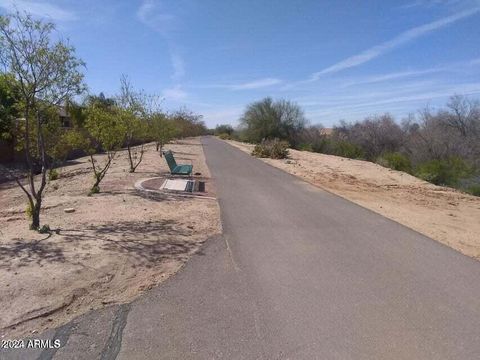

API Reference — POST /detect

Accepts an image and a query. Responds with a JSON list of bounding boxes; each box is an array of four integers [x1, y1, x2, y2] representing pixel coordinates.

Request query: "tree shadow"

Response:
[[60, 220, 196, 268], [0, 234, 65, 270], [0, 219, 197, 271]]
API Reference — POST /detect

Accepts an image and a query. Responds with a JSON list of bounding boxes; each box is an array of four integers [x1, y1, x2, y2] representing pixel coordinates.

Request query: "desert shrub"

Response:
[[333, 115, 405, 160], [297, 143, 313, 152], [415, 157, 472, 186], [466, 184, 480, 196], [218, 133, 232, 140], [252, 138, 289, 159], [332, 140, 364, 159], [214, 124, 234, 136], [25, 203, 33, 219], [48, 168, 59, 181], [38, 224, 51, 234], [376, 152, 412, 173], [240, 97, 307, 145], [89, 184, 100, 196]]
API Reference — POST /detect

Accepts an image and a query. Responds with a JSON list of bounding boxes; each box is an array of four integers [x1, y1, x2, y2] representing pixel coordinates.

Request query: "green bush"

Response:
[[218, 133, 232, 140], [333, 140, 364, 159], [252, 138, 289, 159], [214, 124, 234, 136], [377, 152, 412, 173], [25, 203, 33, 219], [466, 184, 480, 197], [88, 184, 100, 196], [38, 224, 51, 234], [48, 168, 59, 181], [297, 143, 313, 152], [415, 157, 473, 186]]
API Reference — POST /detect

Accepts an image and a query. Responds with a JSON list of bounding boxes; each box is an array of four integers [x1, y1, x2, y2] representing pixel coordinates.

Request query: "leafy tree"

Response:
[[151, 112, 178, 156], [65, 99, 87, 128], [84, 104, 125, 194], [85, 92, 116, 110], [0, 11, 85, 229], [170, 108, 207, 137], [214, 124, 234, 136], [0, 73, 20, 140], [240, 97, 307, 145]]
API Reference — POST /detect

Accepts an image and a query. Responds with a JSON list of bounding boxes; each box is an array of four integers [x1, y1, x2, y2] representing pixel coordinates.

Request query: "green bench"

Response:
[[163, 150, 193, 176]]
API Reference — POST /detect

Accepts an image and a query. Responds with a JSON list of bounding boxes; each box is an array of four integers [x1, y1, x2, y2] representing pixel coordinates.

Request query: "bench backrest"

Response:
[[164, 150, 177, 171]]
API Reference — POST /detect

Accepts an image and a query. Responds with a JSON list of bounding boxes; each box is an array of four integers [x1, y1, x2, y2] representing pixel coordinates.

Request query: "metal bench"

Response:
[[163, 150, 193, 176]]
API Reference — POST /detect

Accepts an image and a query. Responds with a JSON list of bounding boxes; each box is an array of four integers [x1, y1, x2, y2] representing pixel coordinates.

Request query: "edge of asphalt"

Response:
[[212, 137, 480, 266]]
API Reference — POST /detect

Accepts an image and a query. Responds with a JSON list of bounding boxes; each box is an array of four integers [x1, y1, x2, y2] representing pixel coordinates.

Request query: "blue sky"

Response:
[[1, 0, 479, 127]]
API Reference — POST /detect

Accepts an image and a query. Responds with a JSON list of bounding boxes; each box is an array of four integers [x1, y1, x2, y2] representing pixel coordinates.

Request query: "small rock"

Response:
[[64, 208, 75, 213]]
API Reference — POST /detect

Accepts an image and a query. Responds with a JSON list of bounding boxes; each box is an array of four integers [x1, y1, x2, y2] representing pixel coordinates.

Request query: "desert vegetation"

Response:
[[0, 11, 208, 230], [231, 96, 480, 195]]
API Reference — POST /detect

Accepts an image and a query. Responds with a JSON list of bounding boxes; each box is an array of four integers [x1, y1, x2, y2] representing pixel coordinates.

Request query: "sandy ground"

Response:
[[0, 138, 221, 337], [225, 139, 480, 260]]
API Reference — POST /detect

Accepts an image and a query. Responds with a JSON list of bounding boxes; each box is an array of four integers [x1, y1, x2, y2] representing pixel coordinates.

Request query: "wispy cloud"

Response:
[[341, 57, 480, 87], [200, 106, 244, 126], [398, 0, 472, 10], [307, 7, 480, 81], [162, 85, 187, 101], [137, 0, 177, 36], [304, 82, 480, 120], [194, 77, 283, 91], [0, 0, 76, 21], [470, 57, 480, 65], [137, 0, 187, 97], [230, 78, 282, 90], [170, 52, 185, 82], [341, 69, 443, 88]]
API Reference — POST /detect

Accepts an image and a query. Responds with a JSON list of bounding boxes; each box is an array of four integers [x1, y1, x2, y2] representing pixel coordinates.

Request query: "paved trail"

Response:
[[4, 136, 480, 359]]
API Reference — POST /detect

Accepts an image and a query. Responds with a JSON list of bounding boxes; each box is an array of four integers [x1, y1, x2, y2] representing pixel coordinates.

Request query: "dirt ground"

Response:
[[226, 139, 480, 260], [0, 138, 221, 337]]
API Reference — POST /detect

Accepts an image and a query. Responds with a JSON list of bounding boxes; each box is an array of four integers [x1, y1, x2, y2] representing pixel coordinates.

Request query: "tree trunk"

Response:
[[30, 199, 41, 230], [127, 144, 135, 172]]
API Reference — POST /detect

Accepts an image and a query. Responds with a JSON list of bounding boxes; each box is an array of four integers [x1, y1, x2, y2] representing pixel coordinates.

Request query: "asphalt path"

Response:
[[3, 136, 480, 359]]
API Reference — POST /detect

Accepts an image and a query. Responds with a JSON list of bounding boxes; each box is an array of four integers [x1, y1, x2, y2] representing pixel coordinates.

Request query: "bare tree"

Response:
[[117, 75, 148, 172], [0, 11, 85, 229], [444, 95, 480, 137], [333, 114, 404, 160]]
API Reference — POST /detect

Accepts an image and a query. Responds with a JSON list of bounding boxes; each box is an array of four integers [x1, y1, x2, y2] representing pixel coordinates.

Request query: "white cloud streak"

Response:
[[340, 57, 480, 88], [229, 78, 282, 90], [137, 0, 187, 97], [162, 85, 187, 101], [309, 7, 480, 81], [0, 0, 76, 21], [170, 52, 185, 82], [137, 0, 176, 36], [195, 77, 283, 91]]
